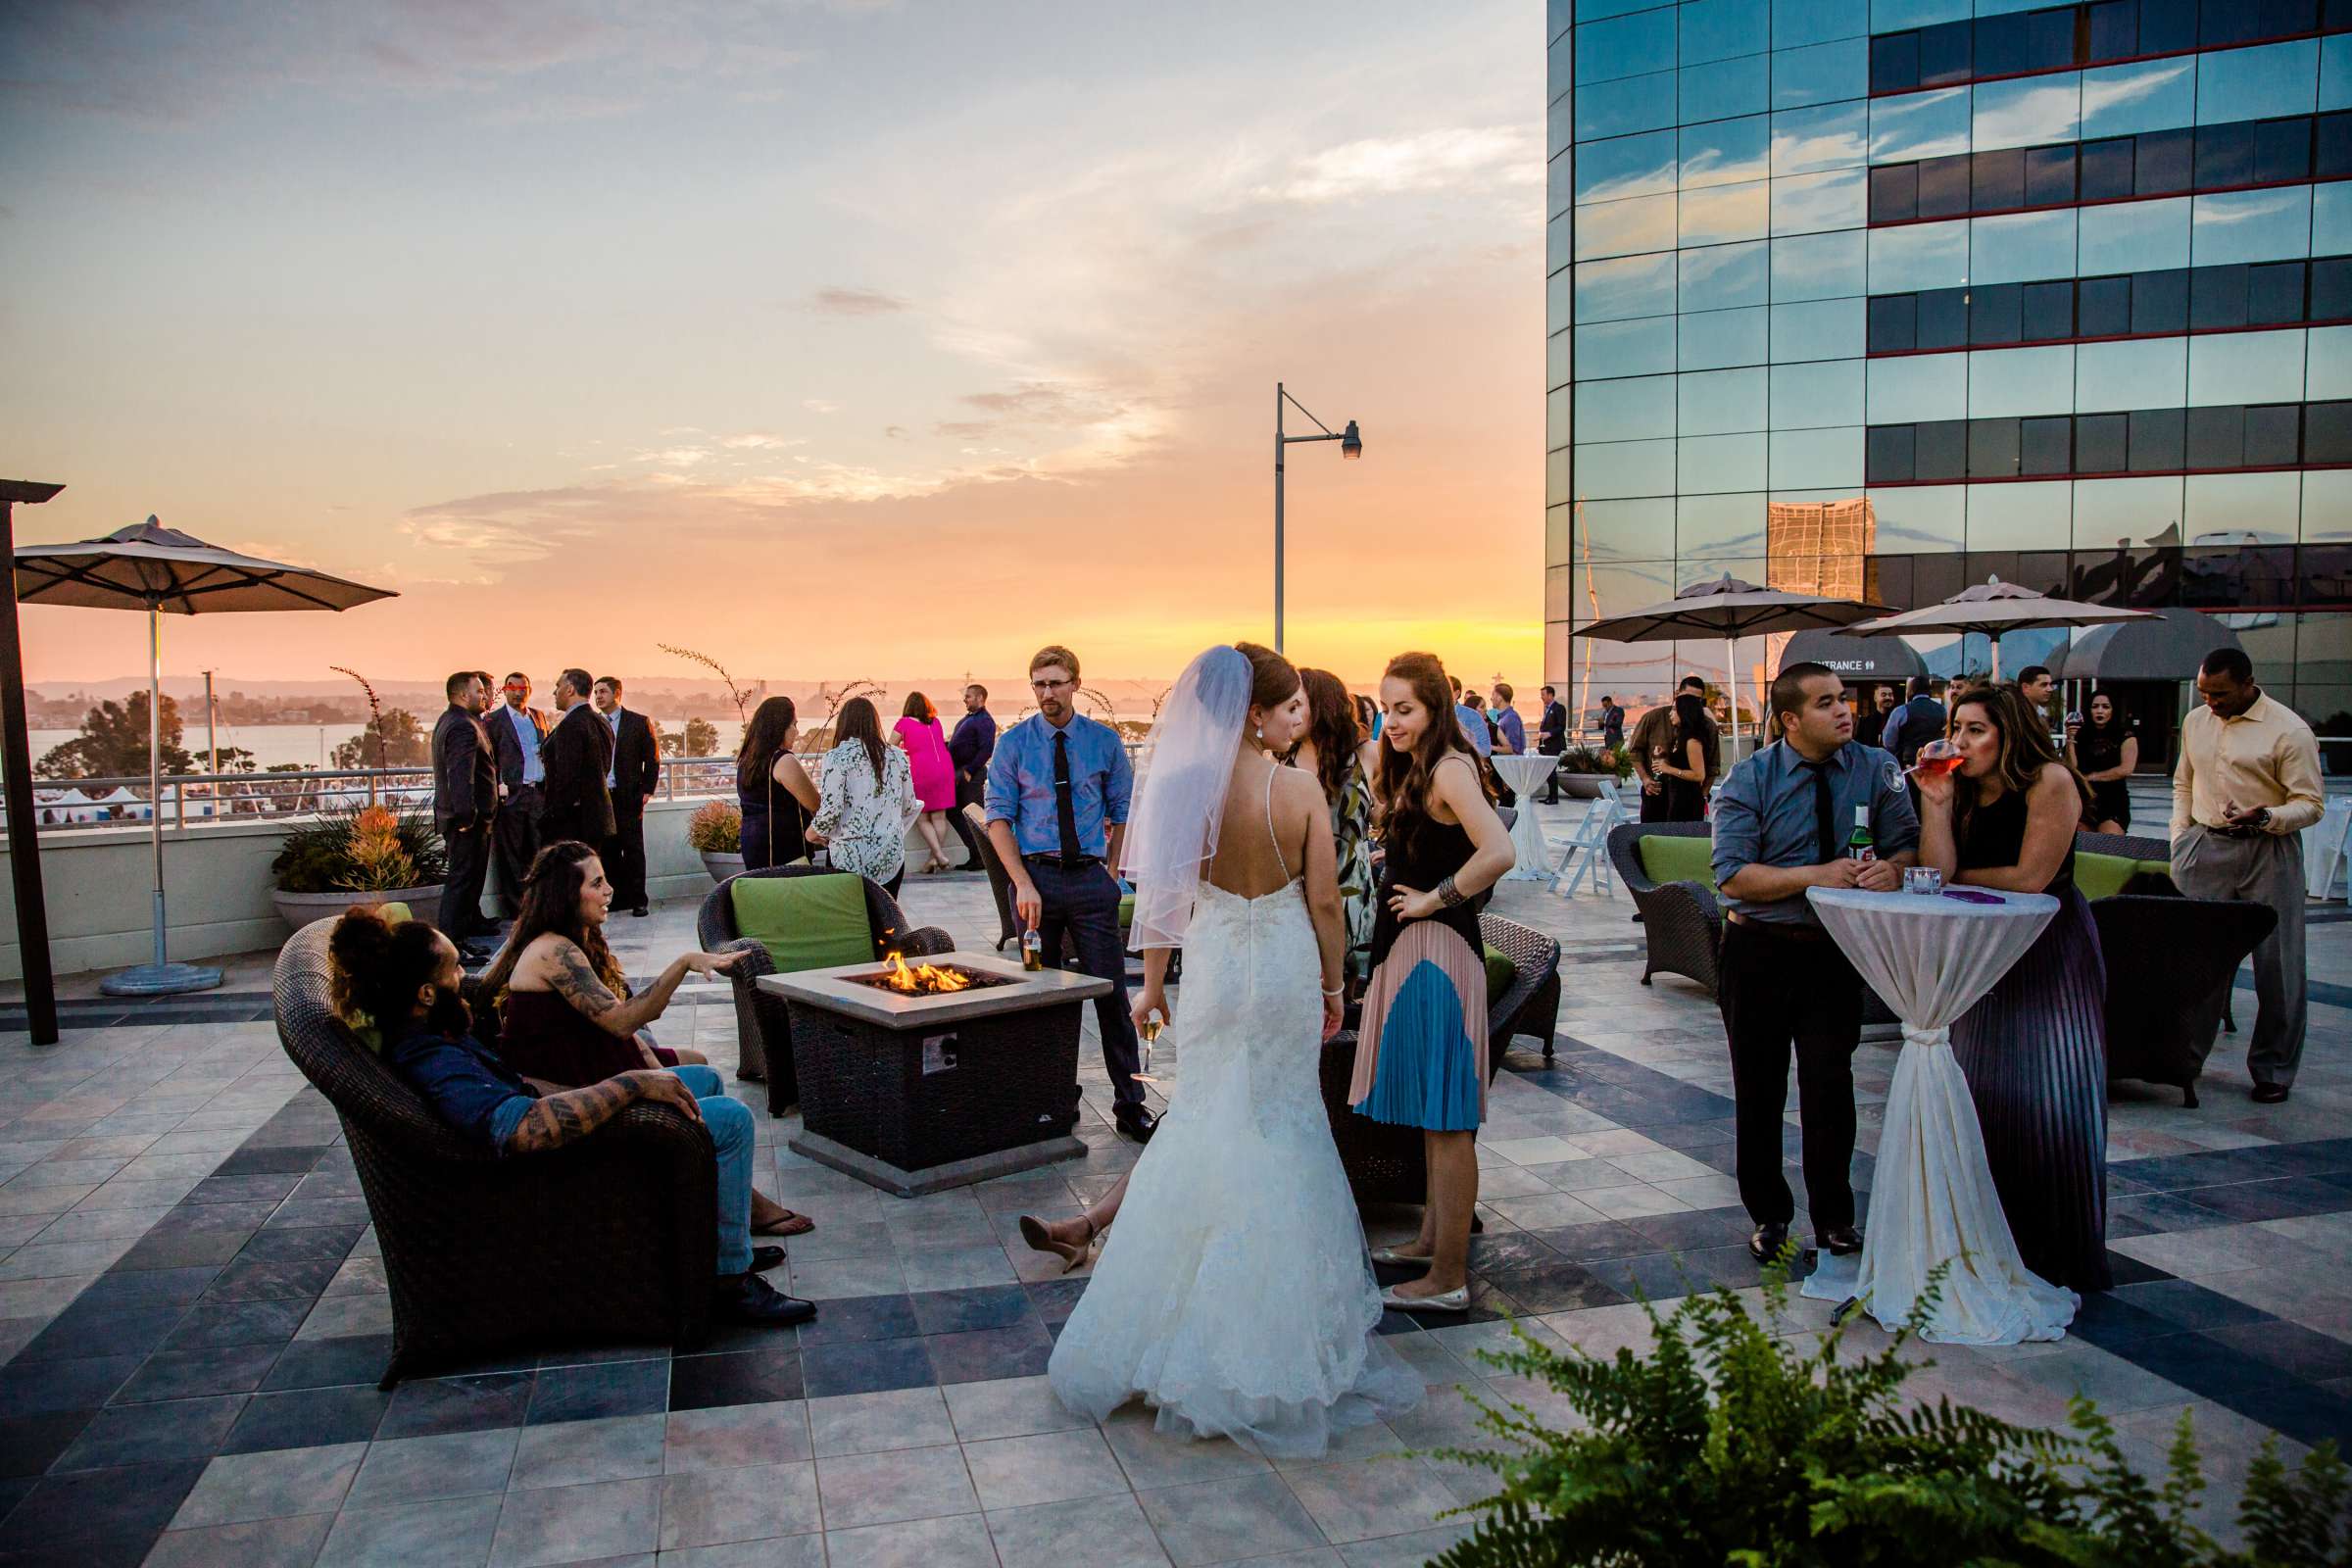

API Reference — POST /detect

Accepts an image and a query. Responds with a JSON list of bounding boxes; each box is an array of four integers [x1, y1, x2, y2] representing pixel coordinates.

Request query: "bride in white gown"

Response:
[[1047, 643, 1421, 1457]]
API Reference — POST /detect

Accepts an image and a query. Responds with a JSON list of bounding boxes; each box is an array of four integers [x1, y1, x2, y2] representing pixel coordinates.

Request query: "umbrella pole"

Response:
[[1723, 635, 1740, 756], [100, 600, 220, 996]]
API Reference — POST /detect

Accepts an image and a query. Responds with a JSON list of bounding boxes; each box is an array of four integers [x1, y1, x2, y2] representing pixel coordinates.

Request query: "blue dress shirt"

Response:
[[385, 1028, 536, 1154], [1496, 708, 1527, 755], [985, 712, 1132, 858], [505, 704, 545, 786], [1454, 703, 1493, 758], [1710, 740, 1921, 927], [604, 706, 619, 788]]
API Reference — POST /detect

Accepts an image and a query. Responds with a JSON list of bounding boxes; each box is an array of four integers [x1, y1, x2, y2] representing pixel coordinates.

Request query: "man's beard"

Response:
[[426, 984, 473, 1040]]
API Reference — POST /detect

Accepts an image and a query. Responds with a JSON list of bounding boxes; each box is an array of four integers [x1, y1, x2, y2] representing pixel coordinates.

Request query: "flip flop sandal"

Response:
[[753, 1209, 815, 1238]]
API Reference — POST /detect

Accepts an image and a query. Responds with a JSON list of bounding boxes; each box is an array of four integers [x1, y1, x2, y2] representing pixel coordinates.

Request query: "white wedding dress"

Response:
[[1047, 793, 1421, 1456]]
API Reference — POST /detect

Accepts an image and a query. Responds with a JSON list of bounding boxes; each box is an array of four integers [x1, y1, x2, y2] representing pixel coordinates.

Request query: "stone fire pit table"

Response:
[[760, 950, 1109, 1197]]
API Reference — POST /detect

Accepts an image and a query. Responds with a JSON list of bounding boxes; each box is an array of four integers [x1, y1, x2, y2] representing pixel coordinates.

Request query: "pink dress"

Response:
[[894, 716, 955, 811]]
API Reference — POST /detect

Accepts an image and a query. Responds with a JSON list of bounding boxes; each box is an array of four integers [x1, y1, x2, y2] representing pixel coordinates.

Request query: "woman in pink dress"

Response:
[[893, 693, 956, 873]]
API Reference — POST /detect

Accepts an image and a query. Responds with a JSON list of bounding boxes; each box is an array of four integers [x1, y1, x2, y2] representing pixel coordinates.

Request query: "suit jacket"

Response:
[[488, 703, 550, 793], [432, 706, 497, 830], [1539, 700, 1568, 746], [947, 710, 998, 803], [611, 709, 660, 816], [539, 703, 616, 846]]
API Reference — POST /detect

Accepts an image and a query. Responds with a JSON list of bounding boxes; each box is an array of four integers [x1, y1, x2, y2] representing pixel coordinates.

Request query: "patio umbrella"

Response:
[[1570, 573, 1891, 749], [1845, 575, 2151, 680], [15, 517, 396, 996]]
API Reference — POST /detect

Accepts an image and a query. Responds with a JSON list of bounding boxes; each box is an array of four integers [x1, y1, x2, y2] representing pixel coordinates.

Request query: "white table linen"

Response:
[[2303, 797, 2352, 901], [1492, 756, 1558, 882], [1799, 885, 2081, 1345]]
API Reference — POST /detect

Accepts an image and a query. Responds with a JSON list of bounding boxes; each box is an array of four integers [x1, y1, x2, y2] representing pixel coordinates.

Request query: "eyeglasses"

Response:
[[1031, 678, 1076, 692]]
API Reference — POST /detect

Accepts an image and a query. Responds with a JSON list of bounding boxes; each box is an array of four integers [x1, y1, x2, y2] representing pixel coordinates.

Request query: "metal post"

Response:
[[1274, 381, 1286, 655], [0, 488, 61, 1044], [203, 668, 217, 779], [101, 596, 220, 995]]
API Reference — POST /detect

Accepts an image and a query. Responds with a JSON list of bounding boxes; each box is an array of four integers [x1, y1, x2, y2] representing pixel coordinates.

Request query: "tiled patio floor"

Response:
[[0, 792, 2347, 1564]]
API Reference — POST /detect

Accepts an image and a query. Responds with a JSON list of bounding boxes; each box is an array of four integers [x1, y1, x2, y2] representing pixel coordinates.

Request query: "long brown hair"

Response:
[[901, 691, 936, 724], [1294, 667, 1361, 803], [1374, 651, 1492, 847], [737, 696, 798, 791], [1950, 683, 2092, 843], [476, 840, 626, 1008], [835, 697, 888, 786]]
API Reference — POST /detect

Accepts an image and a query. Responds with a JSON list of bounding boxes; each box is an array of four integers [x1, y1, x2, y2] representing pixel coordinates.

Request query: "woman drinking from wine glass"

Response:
[[1916, 683, 2109, 1292]]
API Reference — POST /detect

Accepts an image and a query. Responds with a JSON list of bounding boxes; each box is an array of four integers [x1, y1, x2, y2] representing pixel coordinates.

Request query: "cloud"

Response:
[[802, 398, 839, 415], [632, 446, 712, 467], [883, 425, 908, 439], [808, 287, 910, 316], [718, 432, 806, 450], [1251, 126, 1541, 206]]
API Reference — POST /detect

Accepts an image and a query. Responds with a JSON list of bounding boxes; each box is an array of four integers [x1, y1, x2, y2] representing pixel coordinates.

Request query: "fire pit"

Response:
[[760, 949, 1109, 1196]]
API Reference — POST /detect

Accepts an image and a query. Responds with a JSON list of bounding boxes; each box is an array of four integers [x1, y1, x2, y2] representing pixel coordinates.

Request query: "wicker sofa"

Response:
[[271, 921, 718, 1386], [1319, 909, 1563, 1207], [697, 865, 955, 1113]]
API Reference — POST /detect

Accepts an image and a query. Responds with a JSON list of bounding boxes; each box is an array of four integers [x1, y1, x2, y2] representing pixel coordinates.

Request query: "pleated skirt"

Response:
[[1349, 922, 1488, 1133], [1950, 885, 2111, 1293]]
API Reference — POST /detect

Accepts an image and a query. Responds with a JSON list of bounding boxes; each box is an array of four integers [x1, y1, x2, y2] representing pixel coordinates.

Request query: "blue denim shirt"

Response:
[[1453, 704, 1493, 758], [1710, 740, 1921, 927], [985, 712, 1133, 858], [385, 1028, 536, 1154], [1495, 708, 1527, 754]]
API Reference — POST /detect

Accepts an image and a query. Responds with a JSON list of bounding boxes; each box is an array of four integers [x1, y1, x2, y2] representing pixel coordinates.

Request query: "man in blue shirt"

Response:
[[944, 682, 999, 869], [1710, 662, 1919, 1266], [985, 645, 1152, 1141], [1492, 682, 1527, 757], [339, 912, 814, 1327], [490, 672, 550, 917], [1447, 674, 1493, 759]]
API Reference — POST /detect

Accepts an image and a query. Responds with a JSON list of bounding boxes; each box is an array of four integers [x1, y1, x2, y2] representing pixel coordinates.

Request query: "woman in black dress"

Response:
[[735, 696, 820, 871], [1656, 692, 1711, 821], [1917, 683, 2109, 1292], [2065, 692, 2136, 833]]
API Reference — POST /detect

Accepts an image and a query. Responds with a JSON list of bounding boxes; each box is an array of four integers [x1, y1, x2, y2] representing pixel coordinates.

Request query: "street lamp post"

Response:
[[1273, 381, 1361, 655]]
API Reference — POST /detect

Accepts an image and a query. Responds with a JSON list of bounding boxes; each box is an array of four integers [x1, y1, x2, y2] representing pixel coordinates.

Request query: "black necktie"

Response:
[[1802, 760, 1838, 864], [1054, 731, 1083, 861]]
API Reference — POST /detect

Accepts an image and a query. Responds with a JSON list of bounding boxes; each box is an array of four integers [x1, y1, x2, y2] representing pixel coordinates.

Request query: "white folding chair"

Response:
[[2304, 797, 2352, 902], [1548, 778, 1626, 899]]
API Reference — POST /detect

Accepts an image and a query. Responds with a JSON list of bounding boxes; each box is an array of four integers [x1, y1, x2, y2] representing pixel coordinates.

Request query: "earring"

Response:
[[1255, 726, 1264, 742]]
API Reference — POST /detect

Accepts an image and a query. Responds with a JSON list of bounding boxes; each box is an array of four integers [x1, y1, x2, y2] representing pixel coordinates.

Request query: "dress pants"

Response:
[[605, 807, 649, 909], [493, 785, 542, 916], [946, 775, 987, 867], [440, 817, 494, 943], [1539, 739, 1564, 804], [1719, 916, 1864, 1231], [2175, 825, 2307, 1088], [671, 1064, 754, 1275], [1030, 858, 1144, 1107]]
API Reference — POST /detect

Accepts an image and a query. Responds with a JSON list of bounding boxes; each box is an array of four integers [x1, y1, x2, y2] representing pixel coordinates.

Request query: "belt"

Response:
[[1728, 910, 1830, 942], [1023, 853, 1102, 870], [2204, 822, 2267, 840]]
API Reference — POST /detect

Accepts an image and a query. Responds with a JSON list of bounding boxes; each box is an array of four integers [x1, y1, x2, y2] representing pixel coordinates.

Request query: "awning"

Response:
[[2057, 608, 2243, 683], [1780, 628, 1927, 682]]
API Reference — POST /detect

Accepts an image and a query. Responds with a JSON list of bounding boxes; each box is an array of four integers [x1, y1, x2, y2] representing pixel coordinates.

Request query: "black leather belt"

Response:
[[1023, 854, 1102, 870], [1728, 910, 1830, 942]]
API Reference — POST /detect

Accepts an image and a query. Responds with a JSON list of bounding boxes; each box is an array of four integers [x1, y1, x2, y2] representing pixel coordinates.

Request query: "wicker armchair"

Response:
[[1607, 821, 1724, 995], [1320, 910, 1561, 1207], [270, 921, 717, 1386], [963, 804, 1022, 951], [2092, 894, 2275, 1106], [697, 864, 954, 1113]]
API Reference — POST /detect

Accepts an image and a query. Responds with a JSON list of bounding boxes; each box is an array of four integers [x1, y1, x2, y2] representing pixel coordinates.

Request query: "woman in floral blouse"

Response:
[[808, 698, 921, 896], [1291, 667, 1382, 982]]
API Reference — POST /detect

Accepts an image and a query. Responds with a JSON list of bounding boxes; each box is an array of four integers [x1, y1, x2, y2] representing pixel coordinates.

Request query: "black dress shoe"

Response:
[[1115, 1105, 1158, 1144], [1748, 1221, 1790, 1263], [631, 906, 649, 917], [1819, 1225, 1864, 1256], [750, 1246, 785, 1274], [2252, 1083, 2291, 1103], [712, 1271, 815, 1326]]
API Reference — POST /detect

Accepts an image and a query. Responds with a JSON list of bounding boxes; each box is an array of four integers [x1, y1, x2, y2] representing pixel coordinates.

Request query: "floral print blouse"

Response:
[[810, 740, 920, 883]]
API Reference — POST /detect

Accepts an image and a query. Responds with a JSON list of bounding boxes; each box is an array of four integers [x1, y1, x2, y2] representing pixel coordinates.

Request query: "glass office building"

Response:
[[1544, 0, 2352, 751]]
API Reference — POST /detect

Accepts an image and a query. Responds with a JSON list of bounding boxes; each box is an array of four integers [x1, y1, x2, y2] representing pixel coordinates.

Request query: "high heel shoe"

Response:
[[1018, 1213, 1097, 1274]]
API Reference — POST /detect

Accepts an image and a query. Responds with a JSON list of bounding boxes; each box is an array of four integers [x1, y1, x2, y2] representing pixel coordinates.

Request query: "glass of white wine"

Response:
[[1135, 1009, 1165, 1087]]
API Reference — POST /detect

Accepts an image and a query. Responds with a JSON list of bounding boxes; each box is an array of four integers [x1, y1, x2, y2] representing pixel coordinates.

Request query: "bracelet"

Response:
[[1320, 985, 1345, 998], [1436, 874, 1466, 908]]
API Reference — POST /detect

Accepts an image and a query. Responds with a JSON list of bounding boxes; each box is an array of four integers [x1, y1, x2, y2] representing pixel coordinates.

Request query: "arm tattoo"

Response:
[[507, 1075, 638, 1154], [546, 940, 618, 1018]]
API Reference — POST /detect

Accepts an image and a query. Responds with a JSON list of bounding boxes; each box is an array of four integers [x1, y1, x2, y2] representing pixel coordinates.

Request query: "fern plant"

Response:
[[1428, 1265, 2349, 1567]]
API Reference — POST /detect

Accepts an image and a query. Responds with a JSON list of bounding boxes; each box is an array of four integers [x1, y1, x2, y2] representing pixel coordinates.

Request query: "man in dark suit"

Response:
[[488, 671, 550, 916], [1538, 683, 1570, 804], [432, 671, 499, 956], [538, 667, 615, 856], [944, 681, 998, 867], [594, 675, 661, 916]]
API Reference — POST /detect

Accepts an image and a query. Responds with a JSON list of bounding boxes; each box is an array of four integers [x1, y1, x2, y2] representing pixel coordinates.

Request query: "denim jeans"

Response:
[[670, 1065, 754, 1275]]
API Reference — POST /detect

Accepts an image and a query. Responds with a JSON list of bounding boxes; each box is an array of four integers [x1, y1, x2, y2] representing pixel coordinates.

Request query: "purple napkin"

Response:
[[1939, 889, 2004, 905]]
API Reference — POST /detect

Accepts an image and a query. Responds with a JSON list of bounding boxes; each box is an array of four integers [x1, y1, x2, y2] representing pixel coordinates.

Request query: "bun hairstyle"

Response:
[[327, 906, 449, 1035], [1233, 642, 1300, 715], [1374, 651, 1494, 847]]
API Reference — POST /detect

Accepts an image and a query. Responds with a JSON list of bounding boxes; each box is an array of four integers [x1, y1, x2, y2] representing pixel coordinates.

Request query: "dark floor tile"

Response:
[[261, 1334, 392, 1391], [157, 1297, 308, 1354], [909, 1285, 1035, 1337], [112, 1344, 282, 1404], [214, 1144, 329, 1177], [113, 1227, 254, 1271], [2112, 1332, 2301, 1402], [1625, 1207, 1753, 1252], [1584, 1251, 1716, 1303], [0, 1410, 96, 1479], [291, 1167, 364, 1200], [410, 1346, 539, 1380], [0, 1530, 156, 1567], [1465, 1231, 1561, 1272], [184, 1172, 304, 1206], [0, 1474, 33, 1520], [218, 1385, 390, 1454], [375, 1371, 535, 1439], [2109, 1279, 2276, 1332], [792, 1292, 919, 1346], [2103, 1209, 2159, 1241], [523, 1357, 668, 1425], [15, 1305, 184, 1365], [233, 1223, 366, 1263], [798, 1336, 934, 1398], [2223, 1381, 2352, 1452], [199, 1254, 340, 1303], [1023, 1279, 1087, 1332], [0, 1354, 142, 1415], [534, 1338, 672, 1369], [1482, 1260, 1631, 1314], [260, 1198, 372, 1231], [75, 1266, 221, 1312], [924, 1320, 1054, 1385], [2105, 1192, 2233, 1235], [2180, 1176, 2352, 1224], [667, 1347, 805, 1410], [2208, 1320, 2352, 1383], [0, 1458, 206, 1550], [2101, 1250, 2173, 1287], [52, 1396, 246, 1472], [1520, 1220, 1656, 1264]]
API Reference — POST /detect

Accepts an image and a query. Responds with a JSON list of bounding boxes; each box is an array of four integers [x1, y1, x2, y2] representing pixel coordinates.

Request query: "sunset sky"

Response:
[[1, 0, 1543, 691]]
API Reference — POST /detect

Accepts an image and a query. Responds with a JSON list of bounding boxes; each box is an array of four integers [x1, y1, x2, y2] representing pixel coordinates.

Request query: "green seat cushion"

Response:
[[730, 874, 876, 972], [376, 902, 413, 925], [1638, 833, 1719, 893], [2076, 852, 2176, 901], [1483, 943, 1514, 1007], [1119, 893, 1135, 929]]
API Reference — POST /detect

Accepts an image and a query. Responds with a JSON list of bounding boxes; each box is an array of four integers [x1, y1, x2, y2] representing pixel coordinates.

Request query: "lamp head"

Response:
[[1340, 419, 1362, 461]]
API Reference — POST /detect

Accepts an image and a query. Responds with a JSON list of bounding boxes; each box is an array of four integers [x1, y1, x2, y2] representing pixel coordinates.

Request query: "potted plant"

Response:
[[689, 800, 744, 884], [1553, 744, 1630, 799], [270, 804, 449, 931]]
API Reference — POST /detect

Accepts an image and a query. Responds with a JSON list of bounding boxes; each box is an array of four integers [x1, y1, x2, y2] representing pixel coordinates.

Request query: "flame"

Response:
[[876, 952, 977, 995]]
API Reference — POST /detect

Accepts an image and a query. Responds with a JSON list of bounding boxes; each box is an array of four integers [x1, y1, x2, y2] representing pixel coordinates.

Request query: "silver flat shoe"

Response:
[[1371, 1246, 1433, 1269], [1380, 1283, 1470, 1313]]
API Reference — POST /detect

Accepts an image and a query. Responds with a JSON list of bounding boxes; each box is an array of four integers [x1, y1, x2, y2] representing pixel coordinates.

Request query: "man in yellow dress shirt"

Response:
[[2171, 648, 2325, 1103]]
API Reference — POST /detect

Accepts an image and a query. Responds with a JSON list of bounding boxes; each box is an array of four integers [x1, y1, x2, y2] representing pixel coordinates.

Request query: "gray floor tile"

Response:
[[656, 1459, 821, 1549], [943, 1373, 1092, 1442], [343, 1427, 522, 1509], [1280, 1455, 1462, 1544], [808, 1385, 956, 1456], [487, 1475, 661, 1568], [816, 1442, 981, 1529], [662, 1399, 812, 1472], [171, 1441, 368, 1529], [1137, 1471, 1328, 1566], [987, 1492, 1169, 1567], [962, 1427, 1129, 1511], [825, 1511, 1000, 1568], [146, 1511, 337, 1568], [509, 1412, 664, 1490], [317, 1493, 504, 1568]]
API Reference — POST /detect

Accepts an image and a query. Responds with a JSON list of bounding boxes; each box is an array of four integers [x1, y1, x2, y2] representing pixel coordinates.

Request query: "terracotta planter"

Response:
[[699, 851, 745, 885], [271, 885, 444, 934]]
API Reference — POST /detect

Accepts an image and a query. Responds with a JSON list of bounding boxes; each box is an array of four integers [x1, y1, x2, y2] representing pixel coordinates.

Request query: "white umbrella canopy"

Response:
[[1571, 573, 1892, 747], [1846, 575, 2152, 678], [14, 517, 396, 996]]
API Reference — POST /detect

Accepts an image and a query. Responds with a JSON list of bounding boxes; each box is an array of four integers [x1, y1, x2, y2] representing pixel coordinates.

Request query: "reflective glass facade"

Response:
[[1545, 0, 2352, 743]]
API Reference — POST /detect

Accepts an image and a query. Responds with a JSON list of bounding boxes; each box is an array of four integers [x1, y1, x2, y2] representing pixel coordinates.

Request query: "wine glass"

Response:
[[1134, 1009, 1165, 1087], [1906, 738, 1961, 778]]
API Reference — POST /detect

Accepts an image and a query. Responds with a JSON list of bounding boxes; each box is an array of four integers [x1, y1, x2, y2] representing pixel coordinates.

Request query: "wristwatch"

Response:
[[2249, 806, 2273, 830]]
